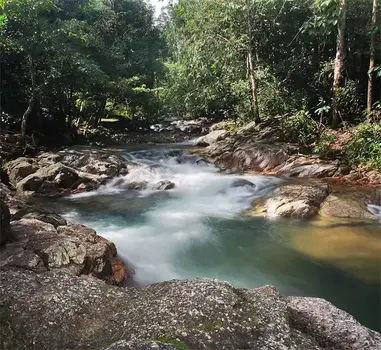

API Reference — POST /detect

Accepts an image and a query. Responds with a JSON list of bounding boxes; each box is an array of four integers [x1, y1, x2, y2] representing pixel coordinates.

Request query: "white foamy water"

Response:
[[368, 204, 381, 220], [64, 148, 281, 285]]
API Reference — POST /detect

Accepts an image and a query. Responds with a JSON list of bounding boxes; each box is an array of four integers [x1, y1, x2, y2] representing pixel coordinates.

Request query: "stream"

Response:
[[36, 145, 381, 331]]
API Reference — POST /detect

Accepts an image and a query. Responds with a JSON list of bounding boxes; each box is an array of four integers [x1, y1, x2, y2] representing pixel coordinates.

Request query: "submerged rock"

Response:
[[230, 179, 256, 189], [123, 181, 149, 190], [152, 180, 175, 191], [320, 194, 379, 221], [252, 184, 330, 218], [0, 272, 379, 350]]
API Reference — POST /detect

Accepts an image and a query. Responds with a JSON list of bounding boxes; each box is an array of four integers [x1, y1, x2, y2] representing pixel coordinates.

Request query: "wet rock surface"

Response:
[[0, 271, 380, 350], [252, 184, 330, 218], [153, 180, 175, 191], [320, 194, 379, 221]]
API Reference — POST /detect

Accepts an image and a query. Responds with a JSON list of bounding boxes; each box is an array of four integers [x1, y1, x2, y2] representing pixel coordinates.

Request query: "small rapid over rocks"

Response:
[[64, 147, 281, 285]]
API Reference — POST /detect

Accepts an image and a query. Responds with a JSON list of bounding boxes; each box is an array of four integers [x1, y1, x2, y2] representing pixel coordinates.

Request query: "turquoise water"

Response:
[[38, 147, 381, 331]]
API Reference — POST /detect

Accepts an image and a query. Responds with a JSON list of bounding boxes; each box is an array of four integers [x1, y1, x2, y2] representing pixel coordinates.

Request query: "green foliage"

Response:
[[334, 80, 364, 125], [1, 0, 163, 133], [314, 132, 337, 157], [281, 111, 318, 146], [346, 123, 381, 171]]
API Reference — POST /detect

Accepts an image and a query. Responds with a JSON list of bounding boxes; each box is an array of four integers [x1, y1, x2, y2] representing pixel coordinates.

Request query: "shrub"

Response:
[[281, 110, 318, 146], [314, 132, 337, 158], [346, 123, 381, 171]]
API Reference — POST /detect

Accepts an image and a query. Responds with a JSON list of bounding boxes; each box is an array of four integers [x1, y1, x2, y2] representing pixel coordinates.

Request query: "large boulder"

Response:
[[210, 140, 292, 173], [194, 130, 228, 147], [0, 198, 11, 245], [0, 273, 379, 350], [252, 183, 330, 218], [6, 157, 38, 186], [0, 218, 132, 285], [273, 155, 350, 178], [287, 296, 381, 349], [320, 194, 379, 221], [15, 162, 79, 194]]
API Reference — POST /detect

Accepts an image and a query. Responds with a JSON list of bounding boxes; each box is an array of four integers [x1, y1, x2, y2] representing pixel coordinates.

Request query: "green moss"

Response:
[[154, 337, 189, 350]]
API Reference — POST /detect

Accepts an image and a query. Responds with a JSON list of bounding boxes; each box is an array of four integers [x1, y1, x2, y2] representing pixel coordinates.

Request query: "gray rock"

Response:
[[0, 198, 11, 245], [0, 272, 379, 350], [12, 208, 67, 228], [194, 130, 228, 147], [320, 194, 378, 221], [152, 180, 175, 191], [123, 181, 149, 190], [10, 148, 131, 196], [16, 173, 44, 192], [273, 156, 349, 178], [252, 184, 330, 218], [287, 296, 381, 349], [212, 141, 291, 172], [230, 179, 256, 188], [0, 219, 130, 285], [15, 162, 78, 193], [6, 158, 38, 185]]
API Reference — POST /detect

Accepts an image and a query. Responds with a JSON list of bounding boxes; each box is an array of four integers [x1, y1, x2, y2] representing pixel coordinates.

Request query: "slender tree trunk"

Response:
[[93, 96, 107, 127], [247, 0, 260, 123], [21, 55, 37, 141], [368, 0, 378, 113], [332, 0, 348, 128], [247, 52, 260, 123]]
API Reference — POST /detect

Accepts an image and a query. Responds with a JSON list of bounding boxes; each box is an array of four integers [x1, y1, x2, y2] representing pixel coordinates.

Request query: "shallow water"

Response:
[[38, 146, 381, 331]]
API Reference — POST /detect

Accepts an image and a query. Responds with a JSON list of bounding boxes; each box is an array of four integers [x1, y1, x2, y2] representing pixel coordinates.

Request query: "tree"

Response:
[[0, 0, 56, 139], [367, 0, 378, 112], [332, 0, 348, 128]]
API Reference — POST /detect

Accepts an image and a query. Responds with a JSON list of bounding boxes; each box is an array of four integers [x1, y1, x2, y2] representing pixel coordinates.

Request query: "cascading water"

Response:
[[43, 146, 380, 331]]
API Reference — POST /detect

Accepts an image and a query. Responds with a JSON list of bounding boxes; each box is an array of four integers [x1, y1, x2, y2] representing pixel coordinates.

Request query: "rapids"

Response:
[[37, 145, 381, 331]]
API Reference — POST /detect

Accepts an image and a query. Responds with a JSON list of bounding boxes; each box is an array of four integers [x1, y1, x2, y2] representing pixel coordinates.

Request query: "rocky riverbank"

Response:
[[195, 122, 381, 186], [193, 123, 381, 222], [1, 141, 381, 349]]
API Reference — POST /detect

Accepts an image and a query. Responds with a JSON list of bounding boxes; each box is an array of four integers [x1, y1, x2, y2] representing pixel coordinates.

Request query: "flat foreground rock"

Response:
[[0, 270, 380, 350]]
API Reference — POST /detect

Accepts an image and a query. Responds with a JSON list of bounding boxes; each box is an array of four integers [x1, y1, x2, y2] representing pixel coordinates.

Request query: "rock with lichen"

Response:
[[0, 271, 379, 350]]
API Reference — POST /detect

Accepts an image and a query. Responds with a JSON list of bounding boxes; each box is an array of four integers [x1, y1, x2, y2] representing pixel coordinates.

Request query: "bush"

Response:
[[314, 132, 337, 158], [346, 123, 381, 170], [281, 110, 318, 146]]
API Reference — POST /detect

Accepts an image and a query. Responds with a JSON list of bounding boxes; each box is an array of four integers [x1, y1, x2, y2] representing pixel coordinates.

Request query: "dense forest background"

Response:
[[0, 0, 380, 167]]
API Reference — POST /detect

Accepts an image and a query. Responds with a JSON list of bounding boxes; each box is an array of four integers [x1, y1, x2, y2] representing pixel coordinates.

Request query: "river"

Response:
[[36, 145, 381, 332]]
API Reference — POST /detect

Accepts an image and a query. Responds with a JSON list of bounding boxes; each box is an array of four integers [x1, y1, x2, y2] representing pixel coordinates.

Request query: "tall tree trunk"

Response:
[[332, 0, 348, 128], [367, 0, 378, 113], [247, 0, 260, 123], [247, 52, 260, 123], [21, 55, 36, 141]]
